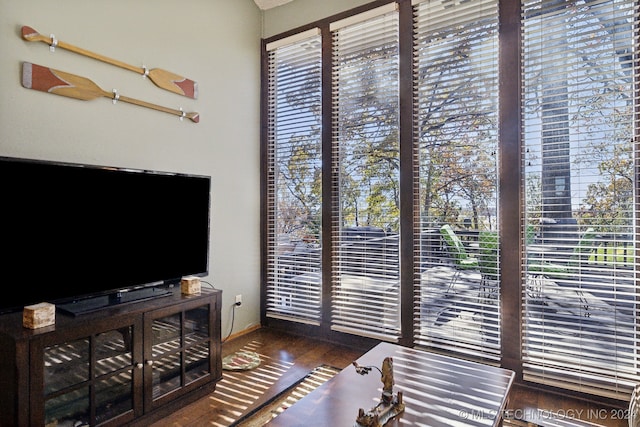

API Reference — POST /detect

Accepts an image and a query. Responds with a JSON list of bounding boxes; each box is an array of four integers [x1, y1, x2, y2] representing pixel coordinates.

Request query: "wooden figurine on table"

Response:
[[353, 357, 405, 427], [380, 357, 394, 401]]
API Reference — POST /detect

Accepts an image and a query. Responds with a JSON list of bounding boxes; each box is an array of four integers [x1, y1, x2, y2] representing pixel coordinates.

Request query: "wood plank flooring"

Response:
[[153, 327, 628, 427], [151, 328, 372, 426], [505, 384, 627, 427]]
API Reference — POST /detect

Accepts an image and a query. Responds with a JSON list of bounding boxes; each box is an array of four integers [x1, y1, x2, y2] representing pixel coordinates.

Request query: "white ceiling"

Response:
[[253, 0, 295, 10]]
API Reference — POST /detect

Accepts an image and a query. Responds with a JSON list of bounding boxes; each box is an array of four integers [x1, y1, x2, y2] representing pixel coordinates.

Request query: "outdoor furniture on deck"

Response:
[[439, 224, 480, 294], [478, 230, 499, 301], [527, 228, 596, 315]]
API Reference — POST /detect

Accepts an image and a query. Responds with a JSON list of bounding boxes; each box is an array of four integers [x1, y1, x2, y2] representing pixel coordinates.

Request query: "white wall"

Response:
[[262, 0, 373, 38], [0, 0, 262, 336]]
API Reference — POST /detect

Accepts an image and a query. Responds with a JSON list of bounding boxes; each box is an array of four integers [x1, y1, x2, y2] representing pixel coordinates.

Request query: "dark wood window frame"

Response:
[[260, 0, 635, 408]]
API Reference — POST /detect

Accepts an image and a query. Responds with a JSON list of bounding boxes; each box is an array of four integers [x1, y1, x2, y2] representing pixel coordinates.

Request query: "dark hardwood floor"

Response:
[[505, 384, 627, 427], [151, 327, 373, 426], [153, 327, 628, 427]]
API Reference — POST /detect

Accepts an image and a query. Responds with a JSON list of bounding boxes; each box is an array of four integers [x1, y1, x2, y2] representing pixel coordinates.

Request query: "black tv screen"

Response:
[[0, 156, 210, 315]]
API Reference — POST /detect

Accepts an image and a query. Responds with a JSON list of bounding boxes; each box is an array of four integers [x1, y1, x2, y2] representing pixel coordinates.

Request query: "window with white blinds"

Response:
[[522, 0, 639, 399], [330, 4, 402, 340], [412, 0, 501, 362], [265, 29, 323, 324]]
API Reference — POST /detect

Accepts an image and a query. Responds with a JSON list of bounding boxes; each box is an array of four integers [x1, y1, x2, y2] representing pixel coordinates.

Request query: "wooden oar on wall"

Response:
[[22, 62, 200, 123], [21, 26, 198, 99]]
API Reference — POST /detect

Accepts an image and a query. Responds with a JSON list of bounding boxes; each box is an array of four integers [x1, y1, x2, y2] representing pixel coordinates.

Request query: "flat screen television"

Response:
[[0, 156, 210, 316]]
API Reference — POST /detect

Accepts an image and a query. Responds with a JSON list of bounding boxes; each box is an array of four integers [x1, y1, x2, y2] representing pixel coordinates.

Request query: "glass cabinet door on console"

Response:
[[94, 327, 139, 423], [31, 319, 142, 427], [144, 298, 215, 411], [0, 289, 221, 427], [43, 337, 91, 426]]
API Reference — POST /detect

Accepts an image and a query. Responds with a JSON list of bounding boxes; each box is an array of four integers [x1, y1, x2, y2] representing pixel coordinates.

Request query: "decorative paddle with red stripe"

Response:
[[22, 62, 200, 123], [21, 26, 198, 99]]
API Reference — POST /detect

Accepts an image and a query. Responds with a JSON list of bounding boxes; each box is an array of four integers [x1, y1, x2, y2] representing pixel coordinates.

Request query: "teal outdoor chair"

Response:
[[528, 227, 596, 274], [478, 230, 499, 300], [439, 224, 479, 294], [527, 227, 596, 315]]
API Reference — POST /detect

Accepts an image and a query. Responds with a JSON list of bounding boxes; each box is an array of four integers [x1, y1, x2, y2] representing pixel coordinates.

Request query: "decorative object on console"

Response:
[[21, 26, 198, 99], [22, 302, 55, 329], [22, 62, 200, 123], [352, 357, 405, 427], [181, 276, 201, 295]]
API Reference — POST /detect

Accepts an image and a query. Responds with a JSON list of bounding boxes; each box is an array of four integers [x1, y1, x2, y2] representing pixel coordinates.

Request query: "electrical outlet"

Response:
[[235, 294, 243, 307]]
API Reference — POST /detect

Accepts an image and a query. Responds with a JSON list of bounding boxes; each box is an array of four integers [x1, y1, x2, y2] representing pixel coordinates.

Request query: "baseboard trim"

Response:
[[224, 324, 262, 342]]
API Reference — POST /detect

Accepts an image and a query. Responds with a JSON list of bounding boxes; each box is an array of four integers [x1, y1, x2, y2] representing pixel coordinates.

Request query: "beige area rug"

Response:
[[223, 350, 262, 371], [232, 364, 340, 427]]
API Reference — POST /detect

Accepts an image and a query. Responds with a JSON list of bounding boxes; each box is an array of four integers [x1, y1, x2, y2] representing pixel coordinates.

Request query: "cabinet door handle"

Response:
[[146, 360, 154, 366], [136, 363, 143, 369]]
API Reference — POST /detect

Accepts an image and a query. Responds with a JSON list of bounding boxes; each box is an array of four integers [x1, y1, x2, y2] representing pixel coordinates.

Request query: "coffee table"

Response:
[[267, 341, 514, 426]]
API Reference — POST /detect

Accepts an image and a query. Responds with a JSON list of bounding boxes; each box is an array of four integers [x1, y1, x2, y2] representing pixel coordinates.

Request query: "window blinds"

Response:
[[265, 29, 323, 324], [522, 0, 639, 399], [330, 6, 402, 341], [412, 0, 501, 362]]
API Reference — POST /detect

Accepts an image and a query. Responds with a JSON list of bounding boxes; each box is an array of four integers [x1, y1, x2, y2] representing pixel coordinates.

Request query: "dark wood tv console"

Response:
[[0, 287, 222, 427]]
